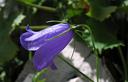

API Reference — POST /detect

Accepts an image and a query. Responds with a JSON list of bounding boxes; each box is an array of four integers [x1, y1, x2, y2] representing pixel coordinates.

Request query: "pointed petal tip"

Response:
[[26, 25, 30, 31], [20, 32, 33, 50], [25, 25, 35, 33]]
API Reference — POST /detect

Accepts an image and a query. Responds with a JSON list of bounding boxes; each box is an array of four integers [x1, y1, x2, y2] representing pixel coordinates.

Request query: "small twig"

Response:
[[16, 0, 57, 12]]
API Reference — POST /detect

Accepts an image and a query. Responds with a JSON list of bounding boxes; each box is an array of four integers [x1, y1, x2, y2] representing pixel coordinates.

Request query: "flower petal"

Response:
[[26, 25, 36, 33], [20, 24, 70, 51], [20, 32, 34, 50], [25, 24, 70, 41], [33, 30, 73, 71]]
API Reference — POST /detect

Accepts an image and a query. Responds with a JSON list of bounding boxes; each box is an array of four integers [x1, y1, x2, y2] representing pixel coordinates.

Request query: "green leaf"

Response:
[[0, 10, 18, 64], [0, 37, 18, 64], [66, 8, 82, 19], [87, 0, 117, 21], [12, 13, 25, 27], [82, 20, 124, 54]]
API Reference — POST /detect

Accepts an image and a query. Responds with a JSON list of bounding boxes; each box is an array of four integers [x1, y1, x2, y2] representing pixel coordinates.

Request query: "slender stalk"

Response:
[[118, 47, 128, 81], [16, 0, 56, 12], [86, 25, 100, 82], [28, 51, 32, 60], [32, 69, 47, 82], [95, 50, 100, 82], [19, 25, 48, 30], [58, 56, 94, 82], [73, 25, 100, 82]]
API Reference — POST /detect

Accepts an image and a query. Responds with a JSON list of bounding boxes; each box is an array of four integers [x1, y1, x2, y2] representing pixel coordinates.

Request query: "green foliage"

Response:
[[0, 0, 127, 82], [12, 13, 26, 28], [124, 0, 128, 5], [0, 0, 25, 65], [118, 0, 128, 13], [87, 0, 117, 21], [18, 0, 35, 4], [0, 1, 24, 65], [66, 8, 82, 19], [82, 20, 124, 54], [0, 11, 18, 64], [19, 0, 44, 4], [0, 37, 18, 64], [32, 69, 47, 82]]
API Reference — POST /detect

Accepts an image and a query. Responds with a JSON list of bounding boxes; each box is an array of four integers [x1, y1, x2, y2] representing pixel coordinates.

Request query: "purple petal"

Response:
[[20, 24, 70, 51], [26, 25, 36, 33], [20, 32, 34, 50], [33, 30, 73, 71]]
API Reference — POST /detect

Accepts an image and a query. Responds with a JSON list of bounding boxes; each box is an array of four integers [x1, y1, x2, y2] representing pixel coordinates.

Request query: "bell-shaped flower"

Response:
[[20, 24, 73, 71]]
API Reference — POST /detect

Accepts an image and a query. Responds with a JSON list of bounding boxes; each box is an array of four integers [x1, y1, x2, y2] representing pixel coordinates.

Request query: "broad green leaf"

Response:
[[0, 9, 18, 64], [87, 0, 117, 21], [0, 37, 18, 64], [82, 19, 124, 54]]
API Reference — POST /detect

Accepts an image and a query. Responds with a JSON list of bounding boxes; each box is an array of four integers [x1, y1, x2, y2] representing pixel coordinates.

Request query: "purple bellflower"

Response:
[[20, 24, 73, 71]]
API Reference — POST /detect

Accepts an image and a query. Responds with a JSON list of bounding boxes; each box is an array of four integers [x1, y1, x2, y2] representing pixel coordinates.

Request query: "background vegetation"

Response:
[[0, 0, 127, 82]]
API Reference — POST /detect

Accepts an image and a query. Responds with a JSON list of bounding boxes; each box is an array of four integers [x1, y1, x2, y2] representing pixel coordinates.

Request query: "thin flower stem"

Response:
[[84, 25, 100, 82], [95, 50, 100, 82], [16, 0, 56, 12], [19, 25, 48, 30], [58, 56, 94, 82], [73, 24, 100, 82], [118, 47, 128, 81], [32, 69, 47, 82], [28, 51, 32, 60]]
